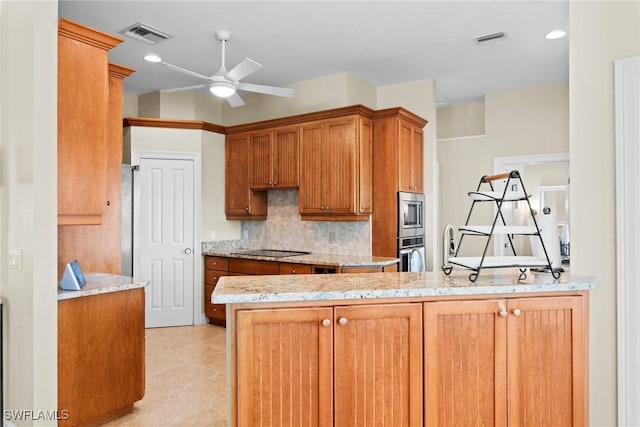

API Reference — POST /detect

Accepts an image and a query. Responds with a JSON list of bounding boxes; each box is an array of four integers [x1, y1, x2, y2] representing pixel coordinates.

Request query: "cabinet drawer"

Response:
[[205, 270, 228, 286], [205, 256, 229, 271], [340, 266, 383, 273], [279, 263, 313, 275], [204, 284, 226, 322], [228, 258, 279, 275]]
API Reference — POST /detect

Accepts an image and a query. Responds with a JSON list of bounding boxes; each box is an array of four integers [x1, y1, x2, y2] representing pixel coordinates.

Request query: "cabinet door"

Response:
[[299, 122, 326, 214], [323, 117, 357, 214], [273, 126, 300, 189], [506, 296, 586, 426], [398, 120, 423, 193], [334, 303, 423, 426], [58, 26, 111, 224], [250, 131, 273, 190], [423, 299, 507, 427], [226, 133, 267, 219], [358, 117, 373, 214], [236, 307, 333, 427]]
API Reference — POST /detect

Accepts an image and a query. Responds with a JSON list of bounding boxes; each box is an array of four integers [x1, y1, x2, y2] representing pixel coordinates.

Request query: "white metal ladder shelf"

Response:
[[442, 170, 562, 282]]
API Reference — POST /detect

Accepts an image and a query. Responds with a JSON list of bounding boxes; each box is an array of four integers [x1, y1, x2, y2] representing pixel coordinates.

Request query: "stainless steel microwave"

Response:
[[398, 192, 425, 238]]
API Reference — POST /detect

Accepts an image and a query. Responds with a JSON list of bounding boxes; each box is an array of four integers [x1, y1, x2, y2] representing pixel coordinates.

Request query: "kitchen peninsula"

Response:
[[58, 274, 148, 426], [213, 270, 594, 426]]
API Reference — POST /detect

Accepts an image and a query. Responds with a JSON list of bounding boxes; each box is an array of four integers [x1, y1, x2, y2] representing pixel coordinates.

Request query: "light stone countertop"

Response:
[[201, 248, 399, 267], [213, 270, 595, 304], [57, 273, 149, 301]]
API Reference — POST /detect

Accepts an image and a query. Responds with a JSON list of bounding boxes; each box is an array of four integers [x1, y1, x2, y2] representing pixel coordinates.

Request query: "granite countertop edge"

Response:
[[202, 249, 400, 267], [212, 271, 596, 304], [57, 272, 149, 301]]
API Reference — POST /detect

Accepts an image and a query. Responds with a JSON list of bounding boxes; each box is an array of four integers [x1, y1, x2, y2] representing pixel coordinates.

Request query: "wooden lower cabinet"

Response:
[[423, 295, 586, 426], [235, 303, 423, 427], [58, 288, 145, 426], [204, 256, 229, 326]]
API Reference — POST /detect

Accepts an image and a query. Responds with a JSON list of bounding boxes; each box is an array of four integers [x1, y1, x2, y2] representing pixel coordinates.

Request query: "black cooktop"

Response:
[[231, 249, 311, 258]]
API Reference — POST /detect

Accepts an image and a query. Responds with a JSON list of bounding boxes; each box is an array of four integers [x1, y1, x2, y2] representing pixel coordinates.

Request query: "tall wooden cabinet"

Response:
[[235, 303, 422, 427], [57, 18, 134, 277], [299, 115, 372, 220], [372, 108, 428, 257], [225, 133, 268, 219], [423, 295, 586, 426], [57, 18, 123, 226]]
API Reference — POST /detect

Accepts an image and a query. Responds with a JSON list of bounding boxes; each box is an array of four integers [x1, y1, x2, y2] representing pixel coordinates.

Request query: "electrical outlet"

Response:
[[8, 249, 22, 270]]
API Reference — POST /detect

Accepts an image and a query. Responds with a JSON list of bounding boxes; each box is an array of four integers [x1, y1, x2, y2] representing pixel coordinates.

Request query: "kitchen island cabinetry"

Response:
[[57, 18, 123, 226], [424, 295, 586, 426], [250, 126, 300, 190], [225, 133, 267, 219], [299, 115, 372, 220], [214, 271, 593, 426], [236, 303, 422, 427]]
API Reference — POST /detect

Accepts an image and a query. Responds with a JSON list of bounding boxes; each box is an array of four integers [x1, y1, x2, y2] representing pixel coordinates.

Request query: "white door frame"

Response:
[[492, 152, 570, 256], [132, 150, 204, 326], [615, 56, 640, 426]]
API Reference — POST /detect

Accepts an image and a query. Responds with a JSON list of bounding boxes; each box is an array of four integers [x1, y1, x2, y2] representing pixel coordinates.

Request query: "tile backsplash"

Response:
[[204, 191, 372, 256]]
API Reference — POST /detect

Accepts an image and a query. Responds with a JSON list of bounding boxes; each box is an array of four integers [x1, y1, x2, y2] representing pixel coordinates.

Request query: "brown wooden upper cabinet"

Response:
[[250, 126, 300, 190], [398, 119, 424, 193], [299, 115, 373, 220], [225, 133, 267, 220], [57, 18, 123, 225]]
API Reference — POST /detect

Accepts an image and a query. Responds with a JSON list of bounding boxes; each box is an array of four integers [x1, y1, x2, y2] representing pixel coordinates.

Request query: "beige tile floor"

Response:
[[102, 324, 228, 427]]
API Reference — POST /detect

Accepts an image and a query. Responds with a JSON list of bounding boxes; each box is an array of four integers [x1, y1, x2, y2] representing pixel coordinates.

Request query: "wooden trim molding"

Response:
[[108, 63, 136, 80], [615, 56, 640, 427], [225, 104, 377, 134], [372, 107, 428, 128], [123, 117, 226, 134], [58, 18, 123, 51]]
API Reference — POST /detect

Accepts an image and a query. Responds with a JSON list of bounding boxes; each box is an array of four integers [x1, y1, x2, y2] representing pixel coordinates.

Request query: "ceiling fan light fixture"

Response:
[[209, 81, 236, 98]]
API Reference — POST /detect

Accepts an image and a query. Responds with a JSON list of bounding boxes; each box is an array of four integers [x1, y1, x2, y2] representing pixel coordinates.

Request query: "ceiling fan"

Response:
[[144, 30, 295, 107]]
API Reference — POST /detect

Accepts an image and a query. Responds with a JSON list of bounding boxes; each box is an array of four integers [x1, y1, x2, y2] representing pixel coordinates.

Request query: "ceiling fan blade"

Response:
[[225, 57, 262, 82], [156, 60, 211, 81], [159, 83, 208, 93], [226, 92, 245, 108], [237, 82, 295, 98]]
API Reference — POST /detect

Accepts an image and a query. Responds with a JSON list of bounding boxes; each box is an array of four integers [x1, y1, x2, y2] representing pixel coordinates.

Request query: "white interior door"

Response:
[[138, 156, 195, 328]]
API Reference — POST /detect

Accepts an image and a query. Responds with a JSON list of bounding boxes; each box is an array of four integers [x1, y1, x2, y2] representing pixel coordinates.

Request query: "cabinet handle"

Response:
[[325, 206, 330, 211], [321, 319, 331, 327], [106, 200, 111, 206], [512, 308, 521, 317], [338, 317, 348, 326], [499, 310, 508, 318], [273, 181, 277, 185], [291, 269, 296, 274], [245, 207, 250, 212]]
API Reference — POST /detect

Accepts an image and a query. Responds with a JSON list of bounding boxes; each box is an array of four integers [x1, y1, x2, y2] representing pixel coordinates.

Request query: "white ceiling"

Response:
[[59, 1, 569, 106]]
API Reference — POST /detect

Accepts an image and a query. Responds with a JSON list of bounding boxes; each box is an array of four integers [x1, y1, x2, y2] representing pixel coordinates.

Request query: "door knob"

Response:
[[512, 308, 521, 317], [338, 317, 348, 326], [321, 319, 331, 327], [499, 310, 508, 318], [184, 248, 192, 255]]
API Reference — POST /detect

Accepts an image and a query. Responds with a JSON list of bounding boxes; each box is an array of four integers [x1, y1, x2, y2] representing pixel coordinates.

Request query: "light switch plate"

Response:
[[8, 249, 22, 270]]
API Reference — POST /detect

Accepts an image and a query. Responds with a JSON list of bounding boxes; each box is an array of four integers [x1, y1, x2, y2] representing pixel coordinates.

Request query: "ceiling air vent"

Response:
[[118, 22, 173, 45], [473, 31, 508, 45]]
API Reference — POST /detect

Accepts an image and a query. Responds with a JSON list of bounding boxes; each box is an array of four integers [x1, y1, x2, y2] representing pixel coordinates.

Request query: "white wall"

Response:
[[0, 0, 58, 423], [127, 126, 237, 242], [570, 1, 640, 425], [437, 101, 485, 139], [438, 81, 569, 263]]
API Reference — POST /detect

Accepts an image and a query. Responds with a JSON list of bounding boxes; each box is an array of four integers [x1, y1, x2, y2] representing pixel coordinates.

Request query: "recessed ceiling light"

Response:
[[144, 54, 162, 63], [545, 30, 566, 40]]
